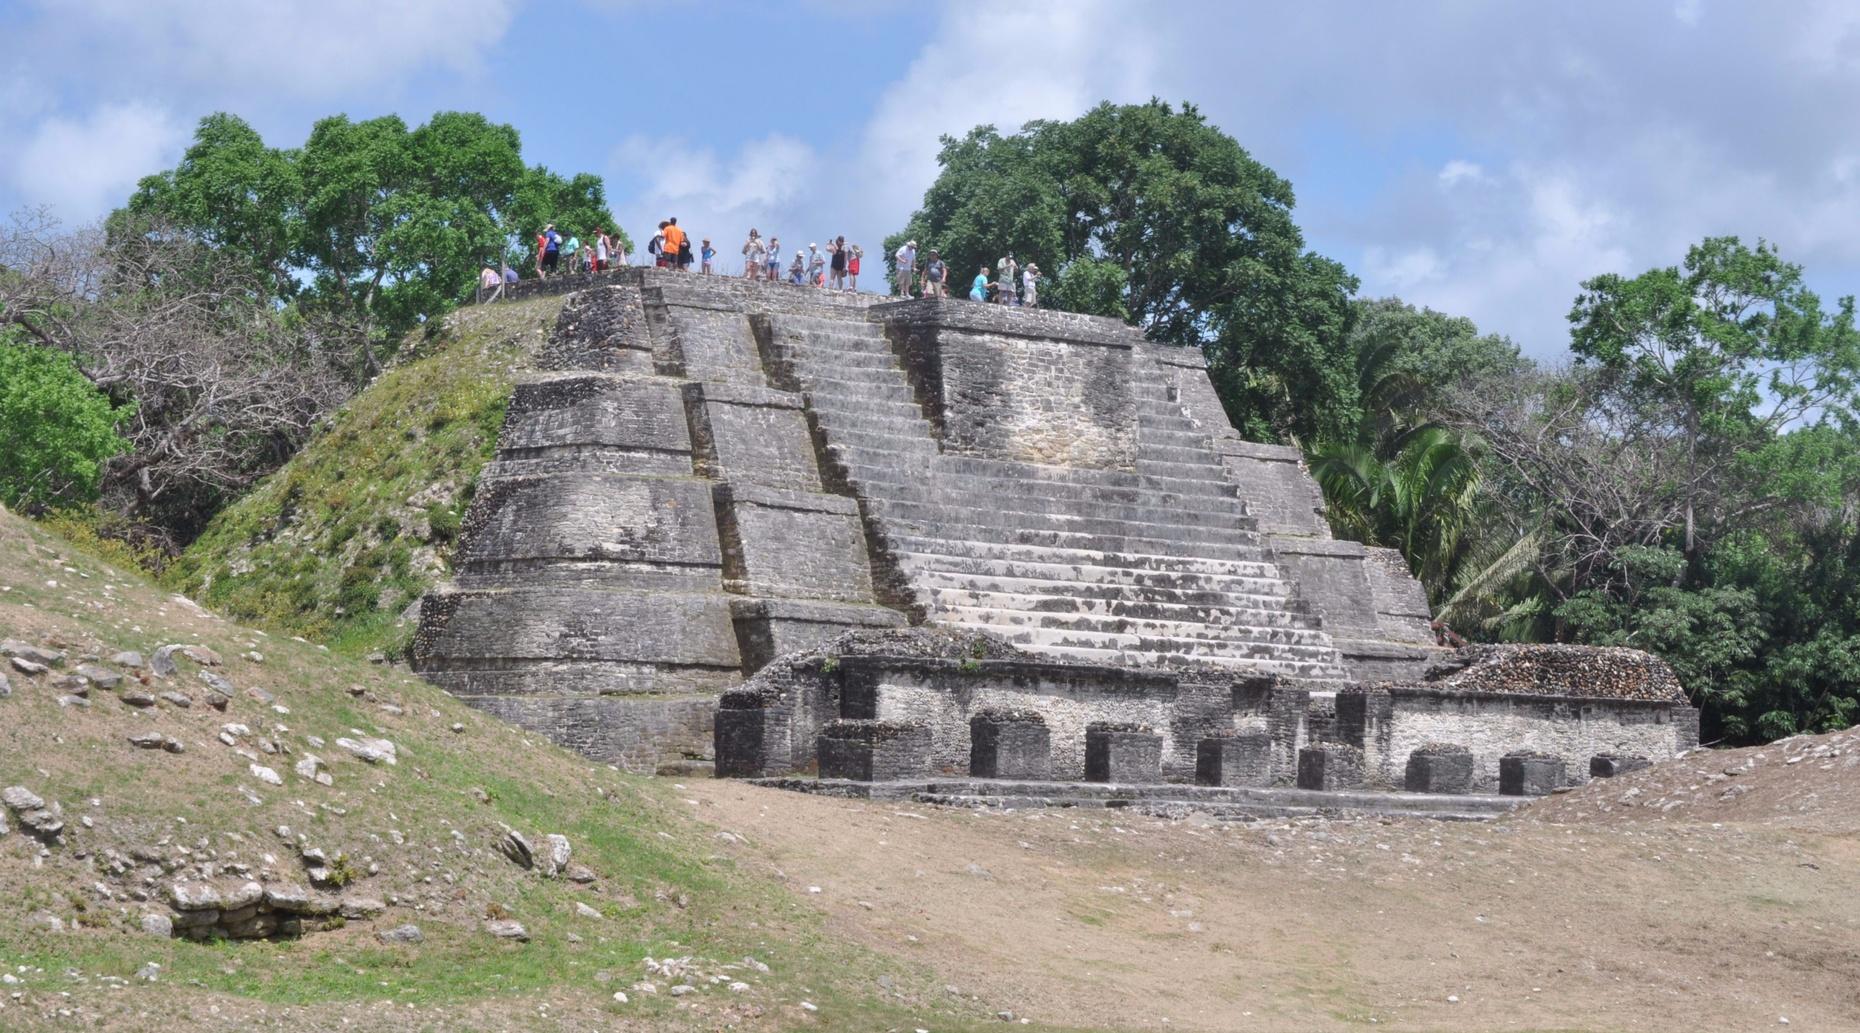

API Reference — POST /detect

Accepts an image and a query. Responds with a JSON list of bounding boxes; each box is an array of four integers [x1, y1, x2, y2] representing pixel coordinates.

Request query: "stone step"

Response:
[[785, 347, 900, 370], [807, 398, 926, 422], [1139, 427, 1216, 449], [870, 517, 1264, 565], [933, 604, 1333, 651], [821, 428, 939, 455], [882, 534, 1283, 579], [766, 313, 888, 335], [835, 448, 1240, 498], [1139, 442, 1227, 466], [803, 383, 920, 408], [942, 623, 1345, 678], [866, 496, 1254, 545], [906, 568, 1298, 615], [1137, 457, 1234, 482], [856, 477, 1240, 520], [921, 586, 1317, 631], [791, 364, 907, 387], [809, 410, 933, 438], [861, 481, 1247, 529], [890, 549, 1287, 594]]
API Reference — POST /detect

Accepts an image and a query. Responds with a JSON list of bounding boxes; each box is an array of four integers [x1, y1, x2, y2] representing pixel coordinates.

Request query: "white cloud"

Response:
[[610, 133, 823, 268], [8, 101, 188, 221], [1437, 160, 1486, 188], [1364, 246, 1445, 290], [19, 0, 515, 99]]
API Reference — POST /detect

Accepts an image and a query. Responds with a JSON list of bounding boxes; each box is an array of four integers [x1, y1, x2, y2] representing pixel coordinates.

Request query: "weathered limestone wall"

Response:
[[414, 270, 903, 772], [882, 300, 1141, 470], [843, 657, 1183, 779], [1339, 686, 1697, 792]]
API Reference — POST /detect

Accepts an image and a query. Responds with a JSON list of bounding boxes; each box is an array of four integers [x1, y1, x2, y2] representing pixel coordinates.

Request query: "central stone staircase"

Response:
[[761, 312, 1351, 682]]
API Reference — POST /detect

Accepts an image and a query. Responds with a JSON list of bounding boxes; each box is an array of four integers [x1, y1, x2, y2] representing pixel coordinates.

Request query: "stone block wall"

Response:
[[881, 300, 1141, 469]]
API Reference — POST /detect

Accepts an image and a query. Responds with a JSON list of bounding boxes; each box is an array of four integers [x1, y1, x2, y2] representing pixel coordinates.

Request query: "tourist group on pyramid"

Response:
[[487, 215, 1041, 305]]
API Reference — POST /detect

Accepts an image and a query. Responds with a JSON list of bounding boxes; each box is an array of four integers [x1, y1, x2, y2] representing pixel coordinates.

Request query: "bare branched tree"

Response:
[[1, 208, 352, 547]]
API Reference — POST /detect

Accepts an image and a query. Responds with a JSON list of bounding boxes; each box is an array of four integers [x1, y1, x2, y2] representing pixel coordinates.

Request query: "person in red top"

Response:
[[847, 244, 862, 292]]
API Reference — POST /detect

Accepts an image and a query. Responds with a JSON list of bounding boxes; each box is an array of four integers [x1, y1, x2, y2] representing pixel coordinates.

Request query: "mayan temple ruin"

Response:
[[411, 268, 1698, 811]]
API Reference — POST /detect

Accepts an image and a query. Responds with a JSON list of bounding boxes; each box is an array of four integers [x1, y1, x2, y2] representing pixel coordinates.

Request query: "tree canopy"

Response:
[[0, 330, 131, 510], [125, 111, 621, 378], [887, 100, 1358, 443]]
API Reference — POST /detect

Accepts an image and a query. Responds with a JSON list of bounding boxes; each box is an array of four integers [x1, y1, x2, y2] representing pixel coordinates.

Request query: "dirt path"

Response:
[[687, 781, 1860, 1032]]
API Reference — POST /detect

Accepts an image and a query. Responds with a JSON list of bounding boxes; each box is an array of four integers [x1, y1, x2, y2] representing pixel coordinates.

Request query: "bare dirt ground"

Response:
[[689, 764, 1860, 1032]]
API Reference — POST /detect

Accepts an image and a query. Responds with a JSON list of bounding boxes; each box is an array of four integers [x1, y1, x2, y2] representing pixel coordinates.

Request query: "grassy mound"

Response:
[[166, 296, 565, 661], [0, 504, 992, 1031]]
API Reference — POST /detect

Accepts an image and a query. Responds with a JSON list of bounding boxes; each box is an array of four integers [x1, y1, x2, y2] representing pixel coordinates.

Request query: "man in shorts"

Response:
[[894, 239, 916, 297]]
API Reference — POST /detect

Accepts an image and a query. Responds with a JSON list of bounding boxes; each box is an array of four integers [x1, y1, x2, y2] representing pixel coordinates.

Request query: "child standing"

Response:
[[700, 239, 716, 275], [766, 237, 783, 281]]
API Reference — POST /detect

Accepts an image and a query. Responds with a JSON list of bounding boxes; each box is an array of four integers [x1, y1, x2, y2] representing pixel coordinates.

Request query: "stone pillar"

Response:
[[1499, 751, 1566, 796], [1403, 744, 1473, 794], [969, 710, 1052, 780], [816, 720, 931, 782], [1084, 723, 1163, 784], [713, 692, 793, 778], [1296, 743, 1365, 791], [1195, 733, 1273, 787]]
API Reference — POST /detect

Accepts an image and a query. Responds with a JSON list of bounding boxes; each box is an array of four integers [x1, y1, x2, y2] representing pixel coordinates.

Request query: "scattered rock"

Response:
[[160, 691, 193, 709], [294, 755, 333, 786], [179, 645, 223, 667], [74, 663, 122, 690], [336, 734, 397, 765], [27, 911, 65, 933], [9, 656, 47, 676], [0, 671, 9, 698], [542, 834, 572, 877], [136, 963, 161, 982], [497, 827, 535, 869], [2, 640, 64, 667], [56, 694, 89, 709], [670, 984, 696, 997], [565, 864, 597, 884], [3, 785, 46, 811], [339, 896, 386, 920], [149, 645, 180, 678], [120, 689, 157, 708], [167, 882, 223, 911], [50, 673, 90, 695], [200, 671, 235, 696], [377, 923, 424, 945], [111, 651, 145, 669], [574, 902, 602, 920], [140, 913, 173, 938], [249, 764, 284, 787], [127, 731, 182, 752], [484, 918, 529, 942]]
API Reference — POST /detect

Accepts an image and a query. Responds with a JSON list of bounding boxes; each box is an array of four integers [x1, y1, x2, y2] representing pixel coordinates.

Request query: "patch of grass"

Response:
[[165, 296, 564, 660]]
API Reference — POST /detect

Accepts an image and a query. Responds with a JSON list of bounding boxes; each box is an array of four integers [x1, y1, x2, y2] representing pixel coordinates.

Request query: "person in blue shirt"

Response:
[[701, 239, 716, 275], [541, 223, 561, 273], [502, 264, 518, 284], [970, 264, 991, 302]]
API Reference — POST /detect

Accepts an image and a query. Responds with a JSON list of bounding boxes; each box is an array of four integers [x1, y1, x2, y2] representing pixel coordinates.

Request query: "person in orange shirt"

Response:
[[660, 218, 688, 272]]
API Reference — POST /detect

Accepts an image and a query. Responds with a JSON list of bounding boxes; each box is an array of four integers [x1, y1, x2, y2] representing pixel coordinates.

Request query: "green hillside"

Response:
[[167, 296, 564, 660], [0, 502, 996, 1032]]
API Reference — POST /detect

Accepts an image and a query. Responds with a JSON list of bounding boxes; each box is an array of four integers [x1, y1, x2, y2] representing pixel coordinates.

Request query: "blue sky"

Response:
[[4, 1, 1858, 357]]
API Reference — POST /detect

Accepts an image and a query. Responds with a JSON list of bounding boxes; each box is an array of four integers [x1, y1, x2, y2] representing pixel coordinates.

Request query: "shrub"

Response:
[[0, 336, 130, 509]]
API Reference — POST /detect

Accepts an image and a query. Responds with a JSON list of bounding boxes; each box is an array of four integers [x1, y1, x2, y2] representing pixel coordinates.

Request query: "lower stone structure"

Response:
[[816, 720, 931, 781], [970, 710, 1052, 779], [1297, 743, 1364, 790], [1195, 733, 1273, 787], [1084, 723, 1163, 783], [1499, 751, 1567, 796], [1404, 743, 1474, 794]]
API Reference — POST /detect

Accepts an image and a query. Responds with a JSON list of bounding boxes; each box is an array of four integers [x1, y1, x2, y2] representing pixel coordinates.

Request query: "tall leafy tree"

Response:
[[124, 111, 620, 379], [888, 100, 1358, 442]]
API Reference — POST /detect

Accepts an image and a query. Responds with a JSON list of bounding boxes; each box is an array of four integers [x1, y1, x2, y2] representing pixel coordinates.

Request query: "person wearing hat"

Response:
[[807, 242, 825, 287], [996, 253, 1019, 305], [789, 249, 806, 285], [1022, 262, 1040, 309], [894, 239, 917, 297]]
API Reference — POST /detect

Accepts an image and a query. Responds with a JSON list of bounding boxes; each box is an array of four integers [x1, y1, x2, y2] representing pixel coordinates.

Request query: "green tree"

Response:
[[125, 111, 620, 380], [0, 332, 131, 509], [888, 100, 1358, 442], [1569, 236, 1860, 560]]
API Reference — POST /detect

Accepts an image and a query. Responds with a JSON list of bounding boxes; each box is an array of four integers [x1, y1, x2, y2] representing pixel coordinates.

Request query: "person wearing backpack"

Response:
[[649, 221, 668, 268]]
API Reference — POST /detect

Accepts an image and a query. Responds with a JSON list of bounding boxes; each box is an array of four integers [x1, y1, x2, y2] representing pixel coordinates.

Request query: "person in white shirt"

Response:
[[894, 240, 917, 297]]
